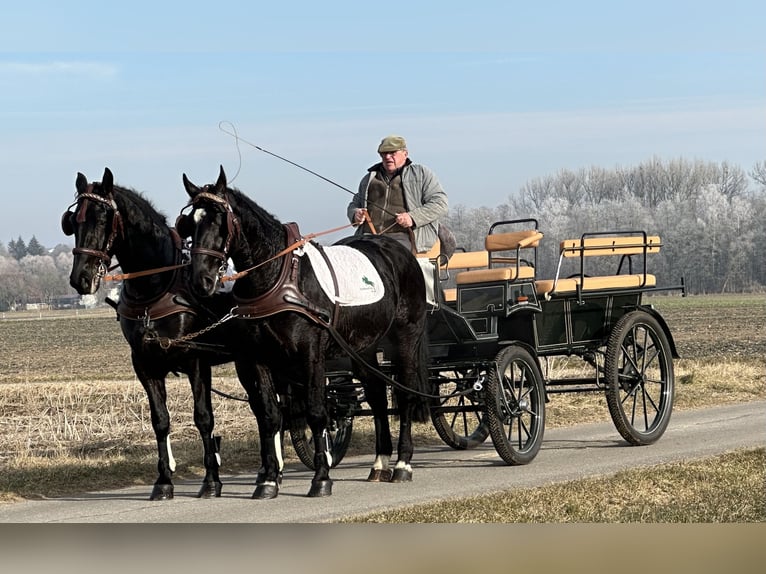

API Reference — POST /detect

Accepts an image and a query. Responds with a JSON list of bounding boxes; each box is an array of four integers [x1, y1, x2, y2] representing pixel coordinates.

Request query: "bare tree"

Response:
[[715, 161, 748, 200], [749, 160, 766, 188]]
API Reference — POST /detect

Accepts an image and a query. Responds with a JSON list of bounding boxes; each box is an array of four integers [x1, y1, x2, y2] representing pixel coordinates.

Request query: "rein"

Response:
[[221, 220, 362, 283], [102, 227, 189, 282], [321, 319, 482, 401], [102, 262, 189, 282]]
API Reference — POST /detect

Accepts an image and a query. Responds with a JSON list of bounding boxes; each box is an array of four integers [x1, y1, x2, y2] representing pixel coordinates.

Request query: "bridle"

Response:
[[183, 189, 240, 283], [63, 188, 124, 274]]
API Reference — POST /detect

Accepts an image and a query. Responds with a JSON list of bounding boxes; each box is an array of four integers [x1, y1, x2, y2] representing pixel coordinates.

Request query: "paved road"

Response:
[[1, 401, 763, 523]]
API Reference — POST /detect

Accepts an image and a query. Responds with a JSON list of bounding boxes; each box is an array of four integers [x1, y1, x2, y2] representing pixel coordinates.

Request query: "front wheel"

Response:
[[485, 345, 545, 465], [289, 417, 353, 470], [430, 368, 490, 449], [604, 310, 675, 445]]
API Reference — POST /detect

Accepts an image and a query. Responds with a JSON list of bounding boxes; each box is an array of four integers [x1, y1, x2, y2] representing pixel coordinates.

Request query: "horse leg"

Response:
[[188, 361, 222, 498], [133, 359, 175, 500], [303, 342, 332, 497], [389, 326, 430, 483], [237, 361, 284, 500], [391, 389, 415, 482], [358, 351, 394, 482]]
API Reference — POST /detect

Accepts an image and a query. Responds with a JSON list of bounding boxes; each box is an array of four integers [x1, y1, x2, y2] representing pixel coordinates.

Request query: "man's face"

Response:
[[380, 149, 408, 174]]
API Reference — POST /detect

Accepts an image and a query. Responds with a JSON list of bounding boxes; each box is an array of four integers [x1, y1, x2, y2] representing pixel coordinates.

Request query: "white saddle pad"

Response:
[[300, 242, 385, 306]]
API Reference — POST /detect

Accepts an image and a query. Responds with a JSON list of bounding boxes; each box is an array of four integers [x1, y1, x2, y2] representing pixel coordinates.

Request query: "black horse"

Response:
[[179, 166, 431, 498], [63, 167, 238, 500]]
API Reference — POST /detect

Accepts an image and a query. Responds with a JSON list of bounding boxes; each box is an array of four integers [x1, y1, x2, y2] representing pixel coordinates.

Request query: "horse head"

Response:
[[181, 165, 240, 297], [63, 167, 123, 294]]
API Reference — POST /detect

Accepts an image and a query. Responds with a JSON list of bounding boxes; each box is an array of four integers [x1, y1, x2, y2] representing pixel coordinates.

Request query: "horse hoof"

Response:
[[253, 483, 279, 500], [367, 468, 393, 482], [149, 484, 174, 501], [256, 471, 283, 486], [197, 481, 223, 498], [390, 468, 413, 483], [307, 479, 333, 497]]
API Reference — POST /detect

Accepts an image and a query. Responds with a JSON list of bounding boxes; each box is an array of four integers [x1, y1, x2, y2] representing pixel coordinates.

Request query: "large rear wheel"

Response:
[[485, 345, 545, 465], [604, 310, 674, 445]]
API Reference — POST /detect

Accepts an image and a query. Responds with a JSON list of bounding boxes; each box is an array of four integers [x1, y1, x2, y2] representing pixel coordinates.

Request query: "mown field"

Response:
[[0, 293, 764, 505]]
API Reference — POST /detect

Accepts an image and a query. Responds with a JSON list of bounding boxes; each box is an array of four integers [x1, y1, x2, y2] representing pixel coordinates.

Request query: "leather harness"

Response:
[[115, 228, 199, 322], [232, 222, 339, 327]]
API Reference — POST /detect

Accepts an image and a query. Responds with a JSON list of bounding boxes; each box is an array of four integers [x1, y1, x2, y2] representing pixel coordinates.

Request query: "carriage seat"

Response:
[[454, 230, 543, 289], [439, 250, 490, 303], [536, 234, 660, 298]]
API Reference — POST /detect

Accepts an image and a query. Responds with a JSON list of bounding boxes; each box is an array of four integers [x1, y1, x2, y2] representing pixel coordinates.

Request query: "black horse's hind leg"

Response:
[[188, 362, 222, 498], [389, 322, 430, 483], [391, 390, 416, 483], [303, 338, 333, 497], [237, 362, 284, 500], [357, 350, 394, 482], [133, 359, 176, 500]]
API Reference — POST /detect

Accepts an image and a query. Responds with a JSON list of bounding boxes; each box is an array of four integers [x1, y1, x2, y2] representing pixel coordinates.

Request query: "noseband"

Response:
[[69, 189, 124, 268], [188, 190, 240, 280]]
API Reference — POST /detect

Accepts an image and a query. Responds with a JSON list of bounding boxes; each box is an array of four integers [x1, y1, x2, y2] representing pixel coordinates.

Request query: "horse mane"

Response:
[[225, 185, 283, 235], [111, 183, 171, 240]]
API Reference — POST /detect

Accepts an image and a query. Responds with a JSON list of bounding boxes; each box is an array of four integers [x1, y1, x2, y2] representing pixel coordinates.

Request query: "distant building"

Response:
[[50, 294, 85, 310]]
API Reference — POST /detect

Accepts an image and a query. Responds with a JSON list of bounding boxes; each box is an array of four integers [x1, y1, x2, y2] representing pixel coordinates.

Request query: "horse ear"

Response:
[[182, 173, 200, 198], [102, 167, 114, 194], [215, 165, 227, 193], [61, 211, 75, 236], [76, 172, 88, 195]]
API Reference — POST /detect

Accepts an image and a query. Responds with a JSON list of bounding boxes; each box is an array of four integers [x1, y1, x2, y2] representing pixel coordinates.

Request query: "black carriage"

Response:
[[296, 218, 684, 469]]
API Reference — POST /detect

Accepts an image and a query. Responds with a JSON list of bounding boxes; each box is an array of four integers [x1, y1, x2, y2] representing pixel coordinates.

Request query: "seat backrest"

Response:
[[444, 250, 489, 270], [485, 228, 543, 273], [486, 230, 543, 252], [560, 235, 661, 257]]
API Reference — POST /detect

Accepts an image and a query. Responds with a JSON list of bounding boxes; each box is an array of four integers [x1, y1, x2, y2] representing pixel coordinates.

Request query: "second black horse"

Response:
[[179, 166, 431, 498]]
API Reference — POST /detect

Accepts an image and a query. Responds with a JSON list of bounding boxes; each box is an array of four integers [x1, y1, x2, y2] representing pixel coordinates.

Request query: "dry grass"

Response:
[[0, 293, 763, 505], [343, 447, 766, 522]]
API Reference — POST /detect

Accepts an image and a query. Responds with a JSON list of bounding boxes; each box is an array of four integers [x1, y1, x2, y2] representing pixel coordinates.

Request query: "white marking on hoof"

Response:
[[273, 433, 284, 471], [394, 460, 412, 472], [323, 429, 333, 467], [372, 454, 391, 470], [166, 436, 176, 473]]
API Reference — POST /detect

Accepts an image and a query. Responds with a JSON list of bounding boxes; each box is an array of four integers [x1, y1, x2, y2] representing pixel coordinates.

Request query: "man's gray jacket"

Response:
[[347, 161, 448, 253]]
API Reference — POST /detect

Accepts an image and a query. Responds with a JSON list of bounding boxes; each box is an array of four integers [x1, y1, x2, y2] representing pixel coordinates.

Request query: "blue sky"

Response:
[[2, 1, 764, 248]]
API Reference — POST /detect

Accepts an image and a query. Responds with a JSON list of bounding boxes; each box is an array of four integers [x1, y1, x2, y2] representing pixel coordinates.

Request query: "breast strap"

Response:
[[232, 222, 337, 326]]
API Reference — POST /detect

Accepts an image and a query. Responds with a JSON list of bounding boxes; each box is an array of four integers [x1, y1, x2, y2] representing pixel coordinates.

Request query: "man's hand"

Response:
[[395, 212, 413, 228], [354, 208, 367, 224]]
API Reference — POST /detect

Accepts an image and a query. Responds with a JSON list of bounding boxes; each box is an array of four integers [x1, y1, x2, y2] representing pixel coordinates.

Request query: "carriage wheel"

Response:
[[288, 373, 359, 470], [289, 417, 354, 470], [485, 345, 545, 465], [604, 310, 675, 445], [430, 368, 490, 449]]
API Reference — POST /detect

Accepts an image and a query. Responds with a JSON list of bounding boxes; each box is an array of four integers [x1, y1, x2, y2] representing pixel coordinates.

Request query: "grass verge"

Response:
[[341, 447, 766, 522]]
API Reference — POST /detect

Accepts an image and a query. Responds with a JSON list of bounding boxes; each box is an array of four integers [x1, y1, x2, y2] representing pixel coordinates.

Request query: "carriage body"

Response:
[[319, 219, 684, 468]]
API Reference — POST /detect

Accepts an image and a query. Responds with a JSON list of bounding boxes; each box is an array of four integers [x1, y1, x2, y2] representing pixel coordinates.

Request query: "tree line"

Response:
[[443, 157, 766, 294], [1, 156, 764, 311], [0, 239, 77, 311]]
